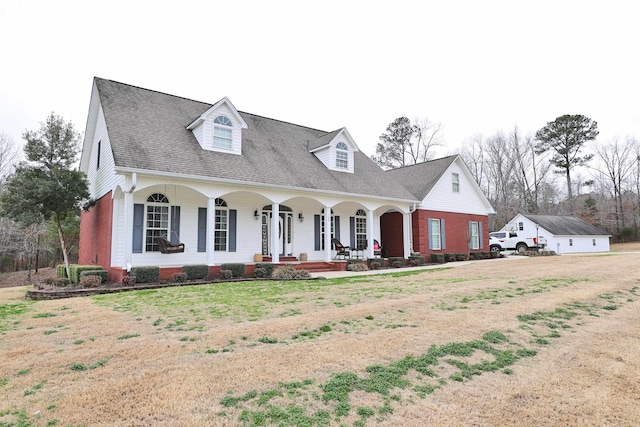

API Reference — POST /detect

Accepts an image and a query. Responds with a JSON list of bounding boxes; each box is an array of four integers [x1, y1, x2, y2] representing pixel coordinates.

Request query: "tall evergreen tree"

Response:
[[0, 113, 92, 280], [535, 114, 598, 211]]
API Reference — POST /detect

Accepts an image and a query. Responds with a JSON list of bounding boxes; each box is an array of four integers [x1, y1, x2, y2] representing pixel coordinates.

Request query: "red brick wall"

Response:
[[413, 209, 489, 257], [79, 192, 113, 274]]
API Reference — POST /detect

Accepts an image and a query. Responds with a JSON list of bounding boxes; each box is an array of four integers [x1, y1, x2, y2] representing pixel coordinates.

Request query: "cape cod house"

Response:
[[78, 78, 495, 282]]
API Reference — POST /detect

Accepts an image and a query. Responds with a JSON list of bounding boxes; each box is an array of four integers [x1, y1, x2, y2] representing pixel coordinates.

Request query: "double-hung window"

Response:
[[214, 198, 228, 251], [336, 142, 348, 169], [430, 218, 441, 250], [213, 115, 233, 149], [469, 221, 480, 249], [452, 173, 460, 193], [145, 193, 170, 252]]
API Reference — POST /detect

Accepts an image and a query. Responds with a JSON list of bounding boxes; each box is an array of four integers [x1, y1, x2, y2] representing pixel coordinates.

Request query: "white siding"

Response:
[[312, 144, 355, 173], [86, 105, 122, 199], [422, 162, 489, 214], [199, 104, 242, 155]]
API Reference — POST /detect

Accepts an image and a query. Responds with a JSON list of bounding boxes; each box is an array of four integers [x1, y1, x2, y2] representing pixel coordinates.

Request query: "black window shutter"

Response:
[[229, 209, 237, 252], [197, 208, 207, 252], [133, 204, 144, 253], [170, 206, 181, 244], [314, 215, 321, 250], [349, 217, 355, 248]]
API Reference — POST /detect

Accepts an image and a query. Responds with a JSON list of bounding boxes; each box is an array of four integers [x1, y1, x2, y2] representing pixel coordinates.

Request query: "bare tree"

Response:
[[0, 133, 19, 187], [407, 117, 443, 164], [593, 137, 636, 234]]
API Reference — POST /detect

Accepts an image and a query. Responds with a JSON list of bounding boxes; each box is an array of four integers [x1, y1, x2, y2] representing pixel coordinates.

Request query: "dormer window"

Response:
[[213, 115, 233, 149], [336, 142, 348, 169]]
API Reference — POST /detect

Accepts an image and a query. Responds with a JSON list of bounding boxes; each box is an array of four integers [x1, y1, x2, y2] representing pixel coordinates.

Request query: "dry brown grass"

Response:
[[1, 246, 639, 426]]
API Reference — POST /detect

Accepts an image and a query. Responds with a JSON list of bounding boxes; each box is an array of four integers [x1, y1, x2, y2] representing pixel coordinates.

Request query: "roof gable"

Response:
[[186, 96, 248, 130]]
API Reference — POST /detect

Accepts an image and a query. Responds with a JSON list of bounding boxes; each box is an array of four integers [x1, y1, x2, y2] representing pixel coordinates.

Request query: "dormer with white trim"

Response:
[[309, 128, 359, 173], [186, 97, 248, 155]]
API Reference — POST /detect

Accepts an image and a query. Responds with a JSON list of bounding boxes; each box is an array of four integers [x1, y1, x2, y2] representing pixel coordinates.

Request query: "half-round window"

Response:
[[214, 115, 232, 126], [336, 142, 348, 150], [147, 193, 169, 203]]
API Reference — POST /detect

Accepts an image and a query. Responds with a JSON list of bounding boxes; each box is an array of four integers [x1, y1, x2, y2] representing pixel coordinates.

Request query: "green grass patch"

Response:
[[117, 333, 140, 340]]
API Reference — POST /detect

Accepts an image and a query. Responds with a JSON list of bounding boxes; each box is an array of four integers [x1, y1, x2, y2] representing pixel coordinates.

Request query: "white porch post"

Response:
[[403, 212, 412, 258], [271, 203, 280, 264], [366, 208, 374, 258], [123, 190, 134, 271], [324, 205, 332, 262], [207, 198, 216, 266]]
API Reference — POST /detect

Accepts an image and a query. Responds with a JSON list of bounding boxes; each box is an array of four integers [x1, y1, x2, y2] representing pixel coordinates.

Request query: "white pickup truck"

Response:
[[489, 231, 545, 254]]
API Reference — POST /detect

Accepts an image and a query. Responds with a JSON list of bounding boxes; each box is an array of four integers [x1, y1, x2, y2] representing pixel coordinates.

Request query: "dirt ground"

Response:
[[1, 243, 639, 426]]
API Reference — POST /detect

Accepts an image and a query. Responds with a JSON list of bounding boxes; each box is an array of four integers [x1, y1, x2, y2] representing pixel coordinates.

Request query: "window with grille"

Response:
[[214, 198, 228, 251], [145, 193, 169, 252]]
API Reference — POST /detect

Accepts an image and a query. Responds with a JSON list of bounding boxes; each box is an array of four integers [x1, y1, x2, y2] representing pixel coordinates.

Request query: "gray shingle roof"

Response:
[[522, 214, 610, 236], [383, 155, 458, 200], [95, 78, 417, 201]]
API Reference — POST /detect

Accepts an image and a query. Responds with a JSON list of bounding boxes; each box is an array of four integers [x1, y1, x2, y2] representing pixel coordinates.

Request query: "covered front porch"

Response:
[[109, 175, 414, 278]]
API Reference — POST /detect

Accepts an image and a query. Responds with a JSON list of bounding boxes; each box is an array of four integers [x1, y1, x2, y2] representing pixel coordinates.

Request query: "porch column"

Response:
[[207, 198, 216, 266], [324, 205, 332, 262], [123, 190, 134, 271], [271, 203, 280, 264], [366, 209, 374, 258], [403, 212, 412, 258]]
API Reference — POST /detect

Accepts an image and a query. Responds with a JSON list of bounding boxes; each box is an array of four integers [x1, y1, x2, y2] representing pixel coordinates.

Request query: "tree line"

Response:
[[374, 114, 640, 240]]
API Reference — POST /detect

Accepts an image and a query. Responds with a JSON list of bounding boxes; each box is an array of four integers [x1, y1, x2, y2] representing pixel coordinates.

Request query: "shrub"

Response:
[[130, 266, 160, 283], [219, 269, 233, 280], [80, 270, 107, 283], [366, 258, 384, 269], [388, 257, 405, 268], [79, 275, 102, 288], [409, 255, 425, 265], [254, 263, 275, 278], [69, 265, 103, 284], [346, 262, 368, 272], [122, 275, 136, 286], [444, 253, 456, 262], [219, 263, 245, 278], [369, 261, 381, 270], [182, 265, 208, 280], [430, 253, 445, 264], [44, 277, 70, 287], [56, 264, 68, 279], [172, 272, 188, 282], [272, 266, 311, 280], [456, 254, 466, 261]]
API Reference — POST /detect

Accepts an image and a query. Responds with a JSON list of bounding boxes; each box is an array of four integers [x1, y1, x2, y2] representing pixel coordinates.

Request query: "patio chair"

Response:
[[331, 238, 351, 259], [156, 236, 185, 254]]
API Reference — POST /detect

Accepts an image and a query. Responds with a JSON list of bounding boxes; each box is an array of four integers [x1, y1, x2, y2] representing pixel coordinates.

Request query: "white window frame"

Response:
[[470, 221, 480, 249], [452, 172, 459, 193], [431, 218, 441, 250], [213, 115, 233, 150], [336, 142, 348, 169], [355, 209, 367, 249], [145, 193, 170, 252], [214, 198, 228, 251]]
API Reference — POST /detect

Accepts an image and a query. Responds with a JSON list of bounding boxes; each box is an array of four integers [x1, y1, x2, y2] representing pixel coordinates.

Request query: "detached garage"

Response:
[[503, 214, 610, 254]]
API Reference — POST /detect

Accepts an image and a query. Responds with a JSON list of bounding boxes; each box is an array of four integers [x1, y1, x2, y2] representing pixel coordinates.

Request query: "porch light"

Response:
[[254, 209, 259, 220], [298, 212, 304, 222]]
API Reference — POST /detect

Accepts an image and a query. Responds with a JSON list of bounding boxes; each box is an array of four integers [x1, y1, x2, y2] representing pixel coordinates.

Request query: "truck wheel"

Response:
[[490, 245, 501, 253], [516, 243, 528, 254]]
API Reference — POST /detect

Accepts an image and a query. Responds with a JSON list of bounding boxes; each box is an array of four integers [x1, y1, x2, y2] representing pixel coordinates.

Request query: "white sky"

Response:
[[1, 0, 638, 161]]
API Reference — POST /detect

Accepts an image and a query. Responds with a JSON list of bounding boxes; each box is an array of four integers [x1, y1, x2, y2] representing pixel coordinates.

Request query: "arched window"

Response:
[[355, 209, 367, 249], [215, 198, 228, 251], [145, 193, 170, 252], [336, 142, 348, 169], [213, 115, 233, 149]]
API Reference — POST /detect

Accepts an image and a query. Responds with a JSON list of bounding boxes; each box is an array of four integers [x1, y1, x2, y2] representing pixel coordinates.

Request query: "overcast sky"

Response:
[[1, 0, 638, 161]]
